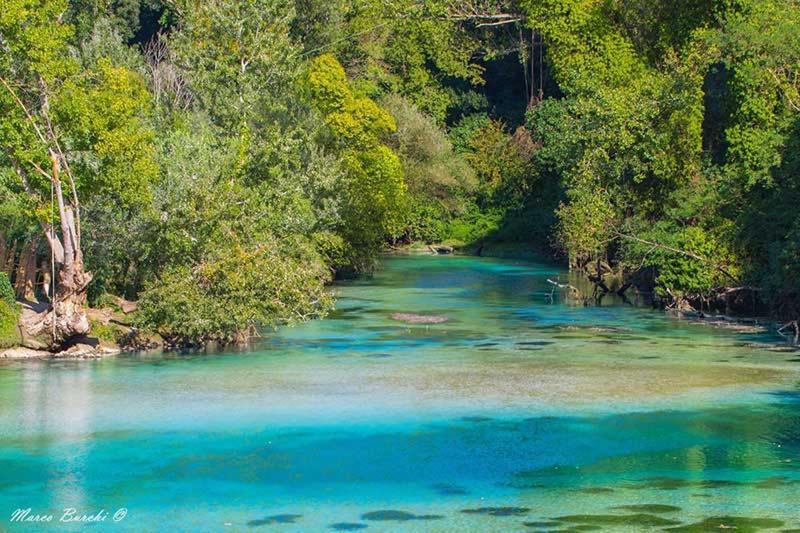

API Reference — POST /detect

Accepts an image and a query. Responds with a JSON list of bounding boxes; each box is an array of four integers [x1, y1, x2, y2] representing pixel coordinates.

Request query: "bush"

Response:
[[0, 300, 20, 349], [383, 95, 476, 200], [136, 237, 334, 345], [445, 206, 503, 245], [402, 199, 449, 243], [0, 272, 14, 305]]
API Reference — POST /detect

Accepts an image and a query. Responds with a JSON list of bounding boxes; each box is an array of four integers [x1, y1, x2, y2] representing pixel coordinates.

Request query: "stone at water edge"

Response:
[[0, 347, 51, 359]]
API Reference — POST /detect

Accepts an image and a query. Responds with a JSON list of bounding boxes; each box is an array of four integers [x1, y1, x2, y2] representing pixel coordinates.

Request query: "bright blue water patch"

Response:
[[0, 255, 799, 531]]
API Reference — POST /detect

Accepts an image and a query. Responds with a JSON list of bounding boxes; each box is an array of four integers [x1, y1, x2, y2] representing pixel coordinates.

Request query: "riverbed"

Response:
[[0, 255, 798, 531]]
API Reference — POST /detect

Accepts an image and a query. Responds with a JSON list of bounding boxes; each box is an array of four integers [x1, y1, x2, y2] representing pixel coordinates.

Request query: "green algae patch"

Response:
[[329, 523, 368, 531], [665, 516, 785, 532], [461, 506, 530, 516], [578, 486, 615, 494], [361, 510, 443, 521], [553, 513, 682, 527], [628, 477, 743, 490], [523, 521, 563, 528], [247, 514, 302, 526], [610, 504, 681, 513]]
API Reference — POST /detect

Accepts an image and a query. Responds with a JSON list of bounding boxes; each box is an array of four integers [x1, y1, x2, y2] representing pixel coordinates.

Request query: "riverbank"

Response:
[[3, 248, 797, 359]]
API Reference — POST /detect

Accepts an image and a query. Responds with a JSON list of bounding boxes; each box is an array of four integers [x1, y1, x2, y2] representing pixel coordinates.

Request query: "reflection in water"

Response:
[[19, 363, 93, 516], [0, 255, 798, 531]]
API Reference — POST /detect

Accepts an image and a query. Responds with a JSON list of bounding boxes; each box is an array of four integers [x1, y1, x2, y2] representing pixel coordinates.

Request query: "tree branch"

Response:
[[614, 231, 739, 283]]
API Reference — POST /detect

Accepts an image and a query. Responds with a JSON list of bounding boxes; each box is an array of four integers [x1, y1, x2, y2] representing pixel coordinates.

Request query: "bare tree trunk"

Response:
[[14, 239, 38, 301], [23, 156, 92, 348], [4, 240, 17, 276], [2, 77, 92, 349], [40, 260, 51, 302]]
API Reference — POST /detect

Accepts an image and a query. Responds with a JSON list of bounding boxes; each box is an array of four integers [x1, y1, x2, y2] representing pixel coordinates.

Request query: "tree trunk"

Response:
[[4, 240, 17, 276], [22, 156, 92, 349], [14, 238, 38, 301], [40, 260, 51, 302], [0, 233, 7, 274]]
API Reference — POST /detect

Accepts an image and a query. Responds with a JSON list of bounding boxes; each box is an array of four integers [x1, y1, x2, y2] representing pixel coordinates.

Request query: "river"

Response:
[[0, 255, 798, 531]]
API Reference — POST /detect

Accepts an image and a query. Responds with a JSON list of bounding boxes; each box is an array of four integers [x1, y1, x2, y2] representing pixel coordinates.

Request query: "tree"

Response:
[[0, 0, 156, 347], [305, 53, 407, 269]]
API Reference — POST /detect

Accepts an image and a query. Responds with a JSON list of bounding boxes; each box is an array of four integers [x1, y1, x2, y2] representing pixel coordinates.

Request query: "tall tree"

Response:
[[0, 0, 156, 346]]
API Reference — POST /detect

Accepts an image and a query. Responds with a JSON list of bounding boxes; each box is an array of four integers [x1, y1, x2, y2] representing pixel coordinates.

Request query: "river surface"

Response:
[[1, 255, 799, 532]]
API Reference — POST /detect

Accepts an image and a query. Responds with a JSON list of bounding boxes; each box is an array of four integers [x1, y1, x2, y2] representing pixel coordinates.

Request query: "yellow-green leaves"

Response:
[[305, 53, 407, 266], [54, 59, 157, 206], [306, 54, 396, 149]]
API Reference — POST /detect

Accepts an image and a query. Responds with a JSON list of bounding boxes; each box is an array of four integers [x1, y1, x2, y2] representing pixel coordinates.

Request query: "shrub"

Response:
[[0, 272, 14, 305], [0, 300, 20, 349], [136, 237, 334, 345]]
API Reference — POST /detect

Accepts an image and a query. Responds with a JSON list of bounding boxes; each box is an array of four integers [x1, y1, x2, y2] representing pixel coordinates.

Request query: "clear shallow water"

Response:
[[1, 255, 799, 532]]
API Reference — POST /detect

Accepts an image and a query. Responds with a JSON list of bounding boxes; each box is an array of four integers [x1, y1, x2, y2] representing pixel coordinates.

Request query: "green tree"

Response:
[[0, 0, 157, 346], [305, 53, 407, 269]]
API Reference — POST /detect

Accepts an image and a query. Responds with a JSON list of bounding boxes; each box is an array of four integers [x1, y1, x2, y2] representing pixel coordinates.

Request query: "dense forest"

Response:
[[1, 0, 799, 351]]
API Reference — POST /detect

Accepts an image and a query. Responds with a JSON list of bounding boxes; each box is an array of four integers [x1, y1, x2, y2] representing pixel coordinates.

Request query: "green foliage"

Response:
[[305, 54, 407, 268], [449, 114, 491, 154], [402, 198, 449, 244], [309, 0, 486, 121], [1, 0, 158, 237], [170, 0, 300, 129], [514, 0, 800, 312], [464, 120, 535, 204], [136, 239, 334, 344], [621, 223, 740, 298], [5, 0, 800, 344], [89, 318, 124, 344], [0, 273, 20, 348], [0, 300, 20, 349], [383, 94, 475, 210], [445, 206, 503, 245], [0, 273, 15, 305], [54, 59, 158, 206]]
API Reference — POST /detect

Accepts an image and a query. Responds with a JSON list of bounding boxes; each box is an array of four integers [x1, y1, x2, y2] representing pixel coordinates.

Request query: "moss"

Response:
[[0, 300, 21, 349]]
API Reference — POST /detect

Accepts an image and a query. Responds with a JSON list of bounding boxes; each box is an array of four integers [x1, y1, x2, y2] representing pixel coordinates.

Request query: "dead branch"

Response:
[[614, 232, 739, 283]]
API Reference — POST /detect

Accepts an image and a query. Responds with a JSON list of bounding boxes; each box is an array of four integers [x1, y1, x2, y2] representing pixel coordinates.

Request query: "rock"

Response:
[[428, 244, 454, 255], [55, 343, 102, 358], [390, 312, 449, 324], [0, 347, 50, 359], [113, 296, 138, 314], [53, 335, 120, 358], [87, 307, 114, 324]]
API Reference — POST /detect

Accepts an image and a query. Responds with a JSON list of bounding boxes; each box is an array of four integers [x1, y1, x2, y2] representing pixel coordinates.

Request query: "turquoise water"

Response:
[[1, 255, 799, 531]]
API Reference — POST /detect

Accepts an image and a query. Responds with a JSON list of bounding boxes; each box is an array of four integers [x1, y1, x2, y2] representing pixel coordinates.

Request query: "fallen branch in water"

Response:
[[546, 278, 572, 289], [777, 320, 799, 342]]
